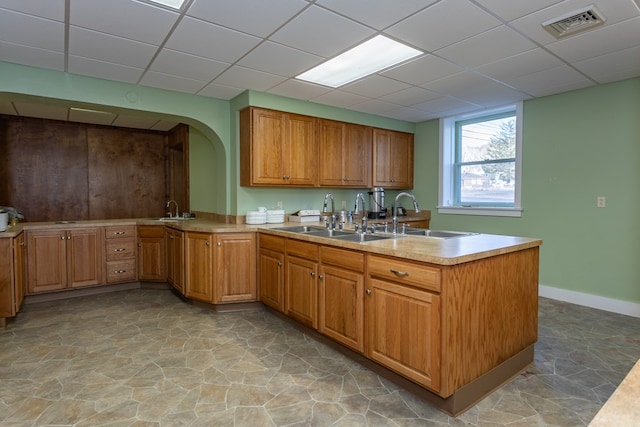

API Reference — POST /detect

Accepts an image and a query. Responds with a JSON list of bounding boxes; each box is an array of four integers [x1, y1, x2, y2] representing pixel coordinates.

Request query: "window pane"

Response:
[[460, 116, 516, 162], [459, 163, 515, 205]]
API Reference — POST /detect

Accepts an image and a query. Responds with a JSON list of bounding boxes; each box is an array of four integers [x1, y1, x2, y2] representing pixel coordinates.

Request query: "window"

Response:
[[439, 103, 523, 217]]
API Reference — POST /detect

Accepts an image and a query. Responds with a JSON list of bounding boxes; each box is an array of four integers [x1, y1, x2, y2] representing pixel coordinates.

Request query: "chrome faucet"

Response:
[[392, 192, 420, 233], [166, 200, 179, 218], [353, 192, 366, 218], [322, 193, 336, 229]]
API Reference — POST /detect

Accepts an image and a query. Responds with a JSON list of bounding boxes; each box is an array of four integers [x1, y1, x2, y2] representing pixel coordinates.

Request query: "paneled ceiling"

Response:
[[1, 0, 639, 129]]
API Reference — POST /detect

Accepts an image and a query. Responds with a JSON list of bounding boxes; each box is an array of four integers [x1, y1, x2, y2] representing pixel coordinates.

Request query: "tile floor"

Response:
[[0, 288, 638, 427]]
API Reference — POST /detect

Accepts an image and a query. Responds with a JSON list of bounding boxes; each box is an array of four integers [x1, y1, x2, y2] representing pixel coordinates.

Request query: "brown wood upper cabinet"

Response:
[[373, 128, 414, 189], [240, 107, 318, 187], [319, 120, 372, 188]]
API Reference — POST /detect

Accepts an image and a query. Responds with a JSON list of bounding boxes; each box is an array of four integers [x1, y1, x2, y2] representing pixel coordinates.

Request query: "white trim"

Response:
[[437, 206, 523, 217], [539, 284, 640, 318]]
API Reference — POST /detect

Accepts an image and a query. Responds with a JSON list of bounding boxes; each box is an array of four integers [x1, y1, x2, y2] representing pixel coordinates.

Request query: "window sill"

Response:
[[437, 206, 523, 217]]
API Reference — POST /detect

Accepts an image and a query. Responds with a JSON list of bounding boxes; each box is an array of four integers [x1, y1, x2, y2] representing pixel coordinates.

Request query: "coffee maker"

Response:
[[367, 187, 386, 219]]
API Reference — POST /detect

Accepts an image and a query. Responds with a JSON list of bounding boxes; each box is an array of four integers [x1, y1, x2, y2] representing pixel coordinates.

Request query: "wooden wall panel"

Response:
[[0, 115, 175, 222], [0, 116, 89, 221], [87, 127, 166, 219]]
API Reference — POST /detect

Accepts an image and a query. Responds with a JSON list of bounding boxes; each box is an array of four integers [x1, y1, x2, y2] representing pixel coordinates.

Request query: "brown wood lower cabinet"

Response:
[[319, 246, 365, 353], [285, 239, 318, 329], [0, 234, 25, 325], [165, 227, 184, 293], [104, 225, 137, 284], [258, 234, 285, 312], [214, 233, 257, 303], [137, 225, 165, 282], [185, 231, 213, 302], [366, 255, 442, 393], [26, 227, 104, 294]]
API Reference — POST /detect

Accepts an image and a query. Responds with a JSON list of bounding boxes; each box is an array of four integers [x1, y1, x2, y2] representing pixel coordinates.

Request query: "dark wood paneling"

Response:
[[0, 116, 89, 221], [0, 115, 176, 222], [168, 124, 189, 213]]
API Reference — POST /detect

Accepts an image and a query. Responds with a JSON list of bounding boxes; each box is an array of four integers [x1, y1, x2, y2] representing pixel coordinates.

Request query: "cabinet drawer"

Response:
[[106, 259, 137, 283], [105, 225, 136, 239], [259, 233, 285, 252], [286, 238, 318, 261], [137, 225, 164, 238], [367, 255, 441, 293], [321, 246, 364, 273], [106, 238, 136, 261]]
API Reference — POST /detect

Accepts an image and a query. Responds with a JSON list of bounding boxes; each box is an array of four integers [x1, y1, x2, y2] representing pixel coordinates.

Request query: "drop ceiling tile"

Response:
[[472, 0, 559, 21], [453, 82, 530, 107], [112, 114, 162, 129], [151, 48, 230, 82], [411, 96, 479, 115], [140, 71, 208, 94], [150, 120, 179, 131], [0, 100, 17, 115], [349, 99, 400, 115], [382, 106, 433, 122], [342, 75, 412, 98], [213, 65, 287, 92], [197, 82, 245, 100], [435, 25, 537, 68], [386, 0, 501, 52], [68, 108, 116, 125], [475, 48, 564, 81], [69, 26, 158, 68], [573, 45, 640, 84], [270, 6, 374, 57], [68, 55, 144, 84], [310, 90, 369, 108], [70, 0, 179, 45], [0, 9, 64, 51], [187, 0, 308, 37], [13, 102, 68, 121], [545, 17, 640, 63], [420, 71, 497, 98], [267, 79, 333, 100], [0, 41, 64, 71], [317, 0, 438, 30], [0, 1, 65, 21], [166, 16, 261, 63], [379, 86, 440, 106], [381, 54, 463, 86], [237, 41, 323, 76], [504, 65, 594, 97]]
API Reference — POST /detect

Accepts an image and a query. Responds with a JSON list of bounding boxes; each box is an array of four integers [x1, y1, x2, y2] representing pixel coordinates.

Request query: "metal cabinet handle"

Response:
[[277, 261, 283, 267], [205, 241, 210, 246], [113, 269, 127, 274], [114, 231, 125, 235], [310, 272, 315, 277], [114, 248, 126, 252], [390, 269, 409, 277], [366, 289, 372, 296], [318, 275, 324, 280], [217, 241, 221, 247]]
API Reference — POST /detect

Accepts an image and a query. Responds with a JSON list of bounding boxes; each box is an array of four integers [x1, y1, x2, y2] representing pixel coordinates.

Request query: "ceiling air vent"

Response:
[[541, 5, 606, 38]]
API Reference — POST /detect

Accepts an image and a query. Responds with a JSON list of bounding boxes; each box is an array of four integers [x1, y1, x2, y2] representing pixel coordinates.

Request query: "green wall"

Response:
[[2, 60, 638, 306], [414, 78, 640, 305]]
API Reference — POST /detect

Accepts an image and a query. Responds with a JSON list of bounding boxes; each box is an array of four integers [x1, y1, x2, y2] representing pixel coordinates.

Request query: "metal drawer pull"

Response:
[[366, 289, 372, 295], [113, 269, 127, 274], [114, 248, 126, 252], [114, 231, 125, 235], [390, 269, 409, 277]]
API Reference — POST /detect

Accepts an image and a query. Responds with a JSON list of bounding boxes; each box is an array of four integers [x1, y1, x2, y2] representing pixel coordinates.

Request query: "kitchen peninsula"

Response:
[[0, 218, 541, 416]]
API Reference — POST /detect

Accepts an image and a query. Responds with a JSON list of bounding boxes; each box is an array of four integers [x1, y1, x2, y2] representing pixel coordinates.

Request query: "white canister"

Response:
[[0, 210, 7, 232]]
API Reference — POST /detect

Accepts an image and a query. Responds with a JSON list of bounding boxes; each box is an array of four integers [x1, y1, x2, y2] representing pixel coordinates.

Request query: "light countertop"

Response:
[[589, 358, 640, 426]]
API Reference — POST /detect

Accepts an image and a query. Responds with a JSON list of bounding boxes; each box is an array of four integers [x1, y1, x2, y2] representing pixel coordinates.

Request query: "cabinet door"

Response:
[[67, 227, 104, 288], [13, 233, 25, 313], [138, 226, 165, 282], [185, 232, 213, 302], [249, 108, 287, 185], [165, 229, 184, 292], [373, 129, 414, 188], [27, 229, 67, 293], [319, 265, 364, 353], [0, 239, 14, 319], [343, 124, 372, 188], [259, 247, 284, 312], [285, 255, 318, 329], [366, 278, 441, 392], [214, 233, 257, 303], [318, 119, 346, 187], [286, 113, 317, 186]]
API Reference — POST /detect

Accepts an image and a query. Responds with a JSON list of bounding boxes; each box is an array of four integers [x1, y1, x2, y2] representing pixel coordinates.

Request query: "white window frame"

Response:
[[438, 103, 523, 217]]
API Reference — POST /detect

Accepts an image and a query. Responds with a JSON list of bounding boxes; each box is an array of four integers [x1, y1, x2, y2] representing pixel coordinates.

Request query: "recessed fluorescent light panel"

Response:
[[146, 0, 186, 10], [296, 35, 422, 88]]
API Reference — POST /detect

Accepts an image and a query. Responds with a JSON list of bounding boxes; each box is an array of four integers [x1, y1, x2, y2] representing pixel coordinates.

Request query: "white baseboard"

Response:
[[539, 284, 640, 318]]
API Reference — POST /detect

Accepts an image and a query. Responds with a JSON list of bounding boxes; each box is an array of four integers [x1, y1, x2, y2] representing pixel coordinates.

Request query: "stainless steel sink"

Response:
[[273, 225, 325, 233], [403, 229, 477, 238], [306, 228, 353, 237]]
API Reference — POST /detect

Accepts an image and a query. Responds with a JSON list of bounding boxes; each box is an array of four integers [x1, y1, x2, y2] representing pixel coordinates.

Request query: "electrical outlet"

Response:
[[597, 196, 606, 208], [276, 201, 283, 209]]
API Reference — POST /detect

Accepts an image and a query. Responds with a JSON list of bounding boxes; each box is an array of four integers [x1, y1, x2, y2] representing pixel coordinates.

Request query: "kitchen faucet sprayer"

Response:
[[322, 193, 337, 229], [392, 192, 420, 233], [353, 192, 366, 217]]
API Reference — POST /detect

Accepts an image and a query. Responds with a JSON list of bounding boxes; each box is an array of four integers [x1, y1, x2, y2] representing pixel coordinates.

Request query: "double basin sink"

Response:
[[274, 225, 476, 243]]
